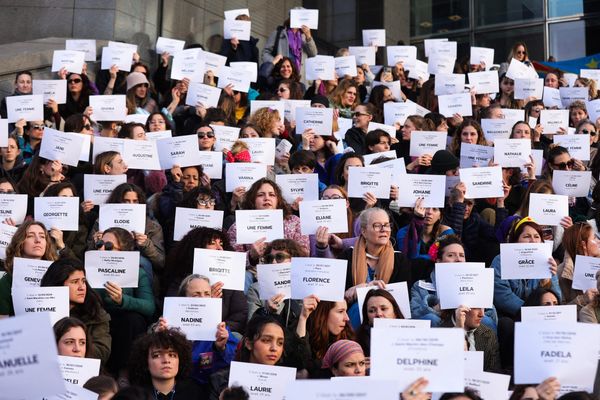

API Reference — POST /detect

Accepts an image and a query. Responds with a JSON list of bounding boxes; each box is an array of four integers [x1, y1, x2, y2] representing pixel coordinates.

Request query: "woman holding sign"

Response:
[[355, 288, 403, 356], [0, 134, 26, 183], [58, 72, 95, 121], [329, 79, 359, 119]]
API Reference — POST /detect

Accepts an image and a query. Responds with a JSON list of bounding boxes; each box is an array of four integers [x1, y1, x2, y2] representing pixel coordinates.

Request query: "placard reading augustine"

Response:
[[396, 174, 446, 207], [520, 305, 577, 323], [123, 139, 161, 170], [225, 163, 267, 192], [295, 107, 334, 136], [299, 199, 348, 235], [0, 193, 28, 224], [173, 208, 224, 241], [572, 255, 600, 291], [275, 173, 320, 204], [435, 262, 494, 309], [229, 361, 297, 400], [163, 297, 222, 341], [409, 131, 448, 156], [356, 281, 412, 321], [58, 355, 101, 387], [34, 196, 80, 232], [235, 210, 284, 244], [290, 257, 347, 302], [552, 171, 592, 197], [83, 174, 127, 205], [500, 242, 553, 280], [84, 250, 140, 288], [257, 262, 292, 301], [193, 248, 246, 291], [459, 166, 504, 199], [370, 327, 465, 392], [528, 193, 569, 226], [99, 203, 146, 233], [347, 167, 392, 199], [12, 286, 69, 325], [11, 257, 52, 288]]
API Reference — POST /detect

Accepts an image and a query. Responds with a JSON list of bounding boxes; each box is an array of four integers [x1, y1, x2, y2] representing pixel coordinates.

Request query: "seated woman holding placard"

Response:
[[509, 377, 562, 400], [364, 129, 393, 155], [40, 258, 111, 365], [393, 115, 436, 171], [448, 119, 488, 159], [163, 227, 248, 335], [299, 127, 339, 186], [0, 134, 27, 184], [0, 220, 59, 317], [18, 154, 66, 214], [53, 316, 93, 358], [579, 272, 600, 323], [319, 339, 367, 378]]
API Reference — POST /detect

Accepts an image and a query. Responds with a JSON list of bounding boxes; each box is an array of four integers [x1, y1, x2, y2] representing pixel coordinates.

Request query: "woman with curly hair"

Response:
[[258, 55, 305, 95], [129, 328, 203, 399], [329, 79, 359, 118], [247, 107, 284, 139]]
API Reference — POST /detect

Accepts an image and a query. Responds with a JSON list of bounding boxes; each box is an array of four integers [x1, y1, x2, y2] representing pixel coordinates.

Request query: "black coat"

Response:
[[339, 247, 413, 289]]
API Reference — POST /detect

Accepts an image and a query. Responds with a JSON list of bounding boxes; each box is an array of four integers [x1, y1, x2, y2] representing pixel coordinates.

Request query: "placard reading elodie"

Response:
[[84, 250, 140, 288], [257, 262, 292, 301], [290, 257, 347, 301], [295, 107, 334, 136], [299, 199, 348, 235], [99, 203, 146, 233], [173, 208, 224, 241], [34, 196, 80, 231], [193, 248, 246, 291], [347, 167, 392, 199], [435, 262, 494, 309], [83, 174, 127, 205], [396, 174, 446, 207], [58, 355, 101, 387], [235, 210, 284, 244], [500, 242, 553, 280], [163, 297, 222, 341], [528, 193, 569, 226], [12, 286, 69, 325], [229, 361, 297, 400]]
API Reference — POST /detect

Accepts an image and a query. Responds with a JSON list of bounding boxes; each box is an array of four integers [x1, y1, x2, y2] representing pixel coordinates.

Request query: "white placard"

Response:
[[108, 41, 137, 52], [438, 92, 472, 117], [367, 121, 397, 139], [373, 318, 429, 329], [163, 297, 222, 341], [197, 151, 223, 180], [230, 62, 258, 83], [6, 94, 44, 122], [217, 66, 251, 93], [290, 8, 319, 29], [290, 257, 347, 302], [171, 48, 205, 81], [306, 55, 335, 81], [468, 70, 500, 94], [560, 87, 588, 108], [334, 56, 358, 77], [362, 29, 386, 47], [12, 257, 53, 288], [122, 139, 161, 170], [58, 355, 101, 387], [66, 39, 96, 61], [235, 209, 284, 244], [186, 82, 222, 108], [299, 199, 348, 235], [506, 58, 538, 80], [257, 262, 292, 301], [372, 157, 407, 182], [480, 118, 513, 143], [514, 78, 544, 100], [173, 208, 224, 241], [464, 371, 511, 400], [573, 255, 600, 291], [100, 46, 134, 72], [229, 361, 297, 400], [542, 87, 562, 109], [84, 250, 140, 288], [587, 99, 600, 123], [581, 69, 600, 82], [371, 327, 465, 392], [460, 143, 494, 168], [348, 46, 376, 66], [32, 79, 67, 104], [155, 36, 185, 54], [0, 223, 18, 260], [156, 134, 201, 169], [424, 38, 448, 57], [0, 193, 28, 224], [493, 138, 531, 168], [435, 73, 465, 96], [275, 173, 319, 204], [427, 54, 455, 75], [514, 322, 600, 390], [295, 107, 333, 136], [92, 136, 124, 162], [204, 51, 228, 76], [224, 8, 249, 20], [34, 196, 80, 232], [396, 174, 446, 207], [470, 47, 494, 68], [435, 262, 493, 309], [12, 286, 69, 325], [409, 131, 447, 156], [88, 95, 127, 121], [0, 119, 7, 147], [225, 163, 267, 192], [500, 242, 553, 279], [212, 124, 240, 152], [223, 19, 251, 41], [383, 101, 416, 126], [242, 137, 276, 165], [83, 174, 127, 205], [459, 166, 504, 199], [408, 59, 430, 82], [356, 281, 411, 322], [250, 100, 285, 124], [521, 305, 577, 323], [286, 380, 397, 400], [39, 127, 85, 167], [283, 99, 311, 123], [98, 203, 146, 233], [51, 50, 85, 74], [363, 150, 397, 166], [386, 46, 417, 66], [193, 248, 246, 291], [528, 193, 569, 226], [552, 170, 592, 197], [430, 40, 457, 59], [553, 134, 590, 161], [347, 167, 392, 199]]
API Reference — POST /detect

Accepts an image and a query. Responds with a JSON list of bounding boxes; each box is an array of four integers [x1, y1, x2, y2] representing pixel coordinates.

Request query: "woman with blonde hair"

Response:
[[247, 107, 284, 139], [329, 79, 359, 118]]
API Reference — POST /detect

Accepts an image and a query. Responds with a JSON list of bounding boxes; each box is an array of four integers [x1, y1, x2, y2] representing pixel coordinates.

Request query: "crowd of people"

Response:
[[1, 6, 600, 400]]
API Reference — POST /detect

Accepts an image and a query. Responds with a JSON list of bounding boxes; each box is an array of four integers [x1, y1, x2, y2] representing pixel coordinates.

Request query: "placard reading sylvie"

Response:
[[435, 262, 494, 309], [409, 131, 447, 156], [58, 355, 101, 387], [173, 208, 224, 241], [235, 210, 284, 244], [257, 262, 292, 300], [396, 174, 446, 207], [83, 174, 127, 205], [193, 248, 246, 291], [12, 286, 70, 325], [225, 163, 268, 192], [229, 361, 297, 400], [370, 327, 465, 392], [515, 322, 600, 390], [163, 297, 222, 340], [0, 193, 28, 224], [6, 94, 44, 122], [295, 107, 334, 136], [11, 257, 53, 288], [356, 281, 411, 321], [89, 95, 127, 121], [123, 139, 161, 170], [34, 196, 80, 231], [98, 203, 146, 233], [275, 173, 320, 204], [84, 250, 140, 288], [500, 242, 553, 280], [572, 255, 600, 290], [290, 257, 347, 301], [459, 166, 504, 199], [528, 193, 569, 226], [299, 199, 349, 235], [552, 171, 592, 197], [347, 167, 392, 199]]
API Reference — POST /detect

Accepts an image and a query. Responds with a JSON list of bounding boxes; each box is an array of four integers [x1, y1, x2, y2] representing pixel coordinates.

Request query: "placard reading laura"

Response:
[[347, 167, 392, 199], [500, 242, 553, 280], [173, 208, 224, 241], [528, 193, 569, 226], [12, 286, 69, 325], [12, 257, 52, 288], [0, 193, 28, 224], [370, 327, 465, 392], [275, 173, 320, 204], [396, 174, 446, 207], [32, 79, 67, 104], [515, 322, 600, 390], [34, 196, 80, 231], [6, 94, 44, 122], [123, 139, 161, 170], [291, 257, 347, 302], [58, 355, 101, 387], [299, 199, 348, 235], [409, 131, 447, 156], [100, 46, 134, 72], [89, 95, 127, 121], [459, 166, 504, 199], [157, 134, 201, 169], [235, 210, 284, 244], [225, 163, 267, 192], [83, 174, 127, 205], [356, 281, 411, 321], [460, 143, 494, 168], [573, 255, 600, 290], [493, 138, 531, 168], [435, 262, 493, 309], [163, 297, 222, 341], [229, 361, 297, 400], [257, 262, 292, 301], [521, 305, 577, 323], [552, 171, 592, 197], [295, 107, 334, 136], [193, 248, 246, 291], [98, 203, 146, 233], [84, 250, 140, 288]]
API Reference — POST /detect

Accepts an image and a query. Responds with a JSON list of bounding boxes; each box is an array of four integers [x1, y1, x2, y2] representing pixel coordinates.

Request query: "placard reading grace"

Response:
[[552, 170, 592, 197], [98, 203, 146, 233], [299, 199, 348, 235], [257, 262, 292, 300], [459, 166, 504, 199], [0, 193, 28, 224], [572, 255, 600, 290], [500, 242, 553, 280], [528, 193, 569, 226], [290, 257, 347, 302], [275, 173, 320, 204], [356, 281, 411, 322], [435, 262, 494, 309], [12, 286, 70, 325], [235, 210, 284, 244], [347, 167, 392, 199], [11, 257, 52, 288], [193, 248, 246, 291], [409, 131, 447, 156], [34, 196, 80, 231], [225, 163, 267, 192], [83, 174, 127, 205], [229, 361, 297, 400], [84, 250, 140, 288], [396, 174, 446, 207], [295, 107, 334, 136], [173, 208, 224, 241], [163, 297, 222, 341]]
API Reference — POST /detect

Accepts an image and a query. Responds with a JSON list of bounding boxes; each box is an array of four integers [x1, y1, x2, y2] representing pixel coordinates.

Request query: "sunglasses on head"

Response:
[[67, 78, 82, 84], [197, 132, 215, 139]]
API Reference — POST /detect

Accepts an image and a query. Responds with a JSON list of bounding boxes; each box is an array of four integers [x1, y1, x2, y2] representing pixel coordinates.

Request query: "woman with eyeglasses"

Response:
[[145, 111, 173, 133], [0, 134, 26, 184], [58, 72, 95, 121], [162, 227, 248, 335]]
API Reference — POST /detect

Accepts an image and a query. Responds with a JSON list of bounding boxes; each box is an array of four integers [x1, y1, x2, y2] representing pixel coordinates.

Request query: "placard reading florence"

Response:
[[84, 250, 140, 288], [193, 248, 246, 291], [163, 297, 222, 341], [235, 210, 284, 244], [257, 262, 292, 300], [290, 257, 347, 302], [229, 361, 297, 400]]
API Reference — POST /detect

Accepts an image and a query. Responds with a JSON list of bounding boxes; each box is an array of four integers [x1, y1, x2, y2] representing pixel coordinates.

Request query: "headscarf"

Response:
[[321, 340, 364, 369]]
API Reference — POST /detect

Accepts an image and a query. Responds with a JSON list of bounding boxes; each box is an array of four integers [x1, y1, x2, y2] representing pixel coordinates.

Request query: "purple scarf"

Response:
[[287, 28, 303, 71]]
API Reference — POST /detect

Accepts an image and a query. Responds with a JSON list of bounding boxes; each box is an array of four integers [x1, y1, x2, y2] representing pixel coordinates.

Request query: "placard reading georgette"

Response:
[[34, 196, 80, 232]]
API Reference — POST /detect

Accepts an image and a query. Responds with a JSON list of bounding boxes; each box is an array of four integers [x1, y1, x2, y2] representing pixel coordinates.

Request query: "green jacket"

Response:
[[95, 268, 155, 318]]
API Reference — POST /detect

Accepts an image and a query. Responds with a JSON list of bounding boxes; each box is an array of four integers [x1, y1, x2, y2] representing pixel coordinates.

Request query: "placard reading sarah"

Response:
[[84, 250, 140, 288], [291, 257, 347, 302], [156, 134, 201, 169], [299, 199, 348, 235], [235, 210, 284, 244], [193, 248, 246, 291], [163, 297, 222, 341]]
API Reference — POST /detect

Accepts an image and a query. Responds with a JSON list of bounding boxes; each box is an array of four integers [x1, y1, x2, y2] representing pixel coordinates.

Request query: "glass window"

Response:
[[475, 0, 543, 27], [549, 20, 586, 61], [548, 0, 600, 18], [411, 0, 469, 37], [475, 25, 544, 63]]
